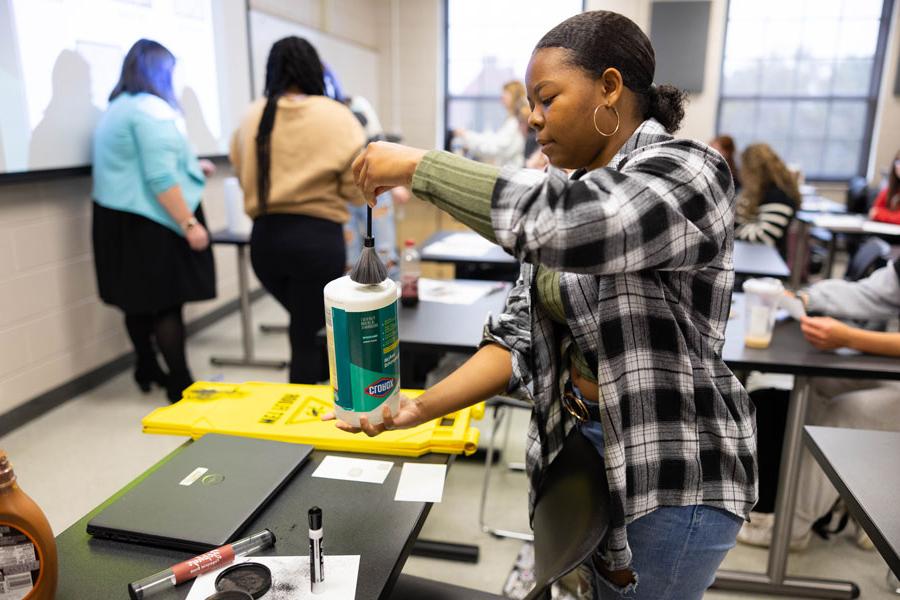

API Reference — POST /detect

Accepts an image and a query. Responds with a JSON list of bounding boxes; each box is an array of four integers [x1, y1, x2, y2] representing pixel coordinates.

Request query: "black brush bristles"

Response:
[[349, 205, 388, 284]]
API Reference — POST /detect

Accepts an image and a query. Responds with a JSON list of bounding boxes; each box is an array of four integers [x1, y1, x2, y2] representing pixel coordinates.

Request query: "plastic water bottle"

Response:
[[400, 239, 420, 307]]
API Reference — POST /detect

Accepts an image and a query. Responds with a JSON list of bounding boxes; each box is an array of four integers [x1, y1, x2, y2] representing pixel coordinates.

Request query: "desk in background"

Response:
[[209, 229, 287, 369], [805, 426, 900, 581], [790, 213, 900, 288], [56, 445, 447, 600], [801, 194, 847, 215], [421, 232, 790, 282], [420, 231, 518, 282], [715, 294, 900, 599], [733, 240, 789, 280]]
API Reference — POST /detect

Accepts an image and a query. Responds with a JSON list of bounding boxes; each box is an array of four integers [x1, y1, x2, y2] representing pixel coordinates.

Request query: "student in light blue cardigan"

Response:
[[92, 39, 216, 402]]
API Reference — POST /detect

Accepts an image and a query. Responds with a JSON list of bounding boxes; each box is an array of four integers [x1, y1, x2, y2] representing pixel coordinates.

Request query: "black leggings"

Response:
[[125, 305, 192, 395], [250, 214, 345, 383]]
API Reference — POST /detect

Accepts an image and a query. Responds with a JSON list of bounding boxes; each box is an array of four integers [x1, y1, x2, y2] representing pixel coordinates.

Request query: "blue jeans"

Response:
[[579, 420, 742, 600]]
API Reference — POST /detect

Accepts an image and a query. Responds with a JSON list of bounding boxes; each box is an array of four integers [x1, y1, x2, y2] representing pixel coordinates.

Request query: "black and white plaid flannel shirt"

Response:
[[483, 120, 757, 569]]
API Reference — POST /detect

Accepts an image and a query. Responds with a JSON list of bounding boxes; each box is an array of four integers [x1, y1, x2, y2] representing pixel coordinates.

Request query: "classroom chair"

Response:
[[844, 237, 891, 282], [479, 396, 535, 541], [391, 429, 610, 600]]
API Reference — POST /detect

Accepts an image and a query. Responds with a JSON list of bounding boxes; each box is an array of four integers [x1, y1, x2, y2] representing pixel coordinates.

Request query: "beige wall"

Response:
[[0, 169, 244, 416], [386, 0, 443, 148]]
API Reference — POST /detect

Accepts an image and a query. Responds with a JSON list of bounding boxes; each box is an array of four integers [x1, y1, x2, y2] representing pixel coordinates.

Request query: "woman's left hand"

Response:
[[321, 394, 431, 437], [198, 159, 216, 178], [800, 316, 853, 350], [352, 141, 427, 205]]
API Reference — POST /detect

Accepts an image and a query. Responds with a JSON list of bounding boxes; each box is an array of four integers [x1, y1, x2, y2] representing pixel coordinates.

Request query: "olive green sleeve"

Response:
[[411, 150, 500, 242]]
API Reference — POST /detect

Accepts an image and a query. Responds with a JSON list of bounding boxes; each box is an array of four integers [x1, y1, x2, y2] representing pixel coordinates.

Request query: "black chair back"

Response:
[[390, 428, 609, 600], [845, 237, 891, 282], [846, 176, 870, 214], [523, 428, 610, 600]]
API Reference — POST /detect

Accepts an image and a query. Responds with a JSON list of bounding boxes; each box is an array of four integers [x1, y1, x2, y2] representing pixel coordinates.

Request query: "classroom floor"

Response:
[[2, 292, 897, 599]]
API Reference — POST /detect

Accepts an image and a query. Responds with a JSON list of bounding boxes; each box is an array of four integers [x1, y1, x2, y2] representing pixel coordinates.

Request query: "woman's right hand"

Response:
[[322, 394, 432, 437], [352, 141, 427, 206], [186, 223, 210, 251]]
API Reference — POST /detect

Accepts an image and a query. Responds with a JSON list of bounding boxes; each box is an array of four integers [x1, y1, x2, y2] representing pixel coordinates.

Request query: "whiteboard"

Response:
[[248, 9, 379, 106]]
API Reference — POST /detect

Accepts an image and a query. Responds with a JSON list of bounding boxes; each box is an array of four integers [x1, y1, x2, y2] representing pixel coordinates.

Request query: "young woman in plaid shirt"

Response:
[[333, 11, 757, 599]]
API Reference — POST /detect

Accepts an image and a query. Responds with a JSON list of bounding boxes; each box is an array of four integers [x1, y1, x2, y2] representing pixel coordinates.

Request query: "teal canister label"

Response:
[[330, 301, 400, 412]]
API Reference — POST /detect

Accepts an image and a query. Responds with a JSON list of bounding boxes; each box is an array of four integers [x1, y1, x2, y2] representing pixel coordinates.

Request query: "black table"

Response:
[[713, 294, 900, 598], [420, 231, 518, 281], [394, 281, 511, 353], [790, 212, 900, 288], [210, 229, 287, 369], [56, 445, 447, 600], [733, 240, 790, 279], [805, 426, 900, 580]]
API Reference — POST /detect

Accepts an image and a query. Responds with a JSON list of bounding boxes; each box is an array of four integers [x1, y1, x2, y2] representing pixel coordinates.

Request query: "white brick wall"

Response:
[[0, 168, 247, 415]]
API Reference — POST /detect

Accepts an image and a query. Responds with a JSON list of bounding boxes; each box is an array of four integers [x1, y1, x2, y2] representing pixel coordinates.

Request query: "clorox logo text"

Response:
[[366, 377, 396, 398]]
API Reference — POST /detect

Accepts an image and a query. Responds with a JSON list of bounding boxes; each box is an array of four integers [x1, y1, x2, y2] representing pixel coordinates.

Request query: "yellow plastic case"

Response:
[[142, 382, 484, 457]]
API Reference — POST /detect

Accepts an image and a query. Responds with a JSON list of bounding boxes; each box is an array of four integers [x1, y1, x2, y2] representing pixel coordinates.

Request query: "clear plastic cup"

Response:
[[741, 277, 784, 349]]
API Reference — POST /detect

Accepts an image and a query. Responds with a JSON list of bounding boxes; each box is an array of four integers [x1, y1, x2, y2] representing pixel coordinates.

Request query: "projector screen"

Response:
[[0, 0, 252, 175]]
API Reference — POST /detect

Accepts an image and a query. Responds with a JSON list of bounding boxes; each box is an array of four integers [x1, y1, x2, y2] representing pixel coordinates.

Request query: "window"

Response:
[[444, 0, 583, 144], [717, 0, 894, 180]]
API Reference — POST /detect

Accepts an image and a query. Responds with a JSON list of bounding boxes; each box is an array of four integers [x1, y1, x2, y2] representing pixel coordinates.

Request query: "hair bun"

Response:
[[649, 84, 687, 134]]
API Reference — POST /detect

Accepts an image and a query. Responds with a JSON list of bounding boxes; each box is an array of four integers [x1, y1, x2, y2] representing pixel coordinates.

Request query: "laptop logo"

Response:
[[201, 473, 225, 486], [179, 467, 208, 486]]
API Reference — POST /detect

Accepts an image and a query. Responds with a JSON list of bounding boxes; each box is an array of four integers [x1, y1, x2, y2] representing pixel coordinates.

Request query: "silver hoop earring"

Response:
[[593, 105, 620, 137]]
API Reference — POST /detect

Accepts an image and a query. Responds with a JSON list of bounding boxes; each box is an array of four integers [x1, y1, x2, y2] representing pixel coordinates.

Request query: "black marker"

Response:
[[308, 506, 324, 594]]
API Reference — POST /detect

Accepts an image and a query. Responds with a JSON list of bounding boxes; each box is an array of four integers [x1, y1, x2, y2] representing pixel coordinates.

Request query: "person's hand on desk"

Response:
[[800, 316, 853, 351], [353, 141, 427, 206], [321, 394, 431, 437]]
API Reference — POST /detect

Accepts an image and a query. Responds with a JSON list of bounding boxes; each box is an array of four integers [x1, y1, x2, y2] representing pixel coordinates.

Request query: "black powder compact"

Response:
[[204, 591, 253, 600], [214, 562, 273, 599]]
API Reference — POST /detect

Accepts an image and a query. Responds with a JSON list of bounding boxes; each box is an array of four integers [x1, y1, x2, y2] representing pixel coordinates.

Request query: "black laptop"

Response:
[[87, 434, 313, 552]]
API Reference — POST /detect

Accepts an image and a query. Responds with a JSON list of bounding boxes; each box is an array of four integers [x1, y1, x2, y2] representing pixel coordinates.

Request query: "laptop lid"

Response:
[[87, 434, 313, 552]]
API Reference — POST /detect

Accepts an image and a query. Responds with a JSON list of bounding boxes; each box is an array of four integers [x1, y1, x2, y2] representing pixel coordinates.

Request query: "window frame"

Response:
[[715, 0, 896, 182]]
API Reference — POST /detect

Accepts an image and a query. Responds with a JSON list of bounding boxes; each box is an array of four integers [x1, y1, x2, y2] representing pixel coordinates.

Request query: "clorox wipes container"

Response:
[[324, 276, 400, 427]]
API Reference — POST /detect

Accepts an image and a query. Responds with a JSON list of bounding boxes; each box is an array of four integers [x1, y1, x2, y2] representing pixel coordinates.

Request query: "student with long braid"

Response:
[[230, 36, 366, 383]]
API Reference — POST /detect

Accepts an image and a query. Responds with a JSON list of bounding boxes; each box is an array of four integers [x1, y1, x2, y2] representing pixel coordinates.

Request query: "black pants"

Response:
[[124, 304, 192, 401], [251, 214, 345, 383]]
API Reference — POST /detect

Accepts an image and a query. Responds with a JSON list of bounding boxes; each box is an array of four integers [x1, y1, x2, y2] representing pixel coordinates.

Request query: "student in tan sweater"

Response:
[[230, 36, 366, 383]]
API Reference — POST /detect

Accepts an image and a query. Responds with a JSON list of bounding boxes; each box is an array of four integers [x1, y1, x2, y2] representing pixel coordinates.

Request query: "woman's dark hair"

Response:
[[109, 39, 178, 107], [710, 135, 740, 185], [888, 149, 900, 211], [256, 36, 326, 211], [535, 11, 686, 134]]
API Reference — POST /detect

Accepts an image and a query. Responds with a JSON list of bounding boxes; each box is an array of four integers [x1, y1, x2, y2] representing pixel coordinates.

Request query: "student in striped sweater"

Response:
[[734, 143, 800, 258]]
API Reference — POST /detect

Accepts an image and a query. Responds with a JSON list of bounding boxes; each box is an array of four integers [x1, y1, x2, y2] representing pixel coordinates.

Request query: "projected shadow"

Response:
[[29, 49, 101, 170], [180, 86, 217, 154]]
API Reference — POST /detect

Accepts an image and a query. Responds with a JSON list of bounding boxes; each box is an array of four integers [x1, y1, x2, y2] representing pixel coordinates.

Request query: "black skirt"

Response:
[[92, 202, 216, 314]]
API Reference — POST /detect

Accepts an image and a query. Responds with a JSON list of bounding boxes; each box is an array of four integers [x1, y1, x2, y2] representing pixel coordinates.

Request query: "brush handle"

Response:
[[367, 205, 373, 239]]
